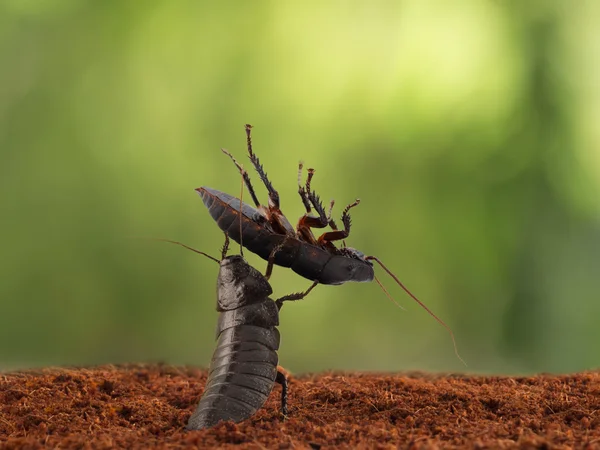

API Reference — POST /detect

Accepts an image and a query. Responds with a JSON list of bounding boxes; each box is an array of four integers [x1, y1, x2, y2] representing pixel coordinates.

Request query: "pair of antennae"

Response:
[[367, 256, 466, 367], [296, 166, 465, 365]]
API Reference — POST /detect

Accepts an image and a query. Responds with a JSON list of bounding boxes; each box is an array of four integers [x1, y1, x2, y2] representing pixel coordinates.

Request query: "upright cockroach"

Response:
[[158, 234, 314, 430], [197, 124, 464, 364]]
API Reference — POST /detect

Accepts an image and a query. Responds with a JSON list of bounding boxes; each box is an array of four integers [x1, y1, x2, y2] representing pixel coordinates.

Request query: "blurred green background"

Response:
[[1, 1, 599, 374]]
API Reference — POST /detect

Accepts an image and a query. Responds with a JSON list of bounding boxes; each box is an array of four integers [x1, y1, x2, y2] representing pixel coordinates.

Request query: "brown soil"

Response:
[[0, 364, 598, 449]]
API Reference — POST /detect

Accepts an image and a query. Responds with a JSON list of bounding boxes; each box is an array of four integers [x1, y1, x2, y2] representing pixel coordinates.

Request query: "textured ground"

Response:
[[1, 364, 599, 449]]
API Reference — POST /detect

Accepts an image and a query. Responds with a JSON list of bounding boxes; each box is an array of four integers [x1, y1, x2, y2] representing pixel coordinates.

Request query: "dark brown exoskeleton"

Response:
[[159, 235, 314, 430], [197, 125, 374, 287], [197, 124, 464, 364]]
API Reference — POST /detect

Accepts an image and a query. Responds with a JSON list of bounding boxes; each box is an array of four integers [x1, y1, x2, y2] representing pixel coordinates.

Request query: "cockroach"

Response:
[[157, 234, 314, 430], [197, 125, 373, 286], [197, 124, 465, 364]]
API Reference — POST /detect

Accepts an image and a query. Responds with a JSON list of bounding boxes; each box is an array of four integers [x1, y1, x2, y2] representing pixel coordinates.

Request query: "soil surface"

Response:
[[0, 364, 598, 449]]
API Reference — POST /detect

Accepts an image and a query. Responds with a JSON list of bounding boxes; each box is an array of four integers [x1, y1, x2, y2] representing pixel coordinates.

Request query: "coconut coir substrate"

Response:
[[1, 364, 599, 449]]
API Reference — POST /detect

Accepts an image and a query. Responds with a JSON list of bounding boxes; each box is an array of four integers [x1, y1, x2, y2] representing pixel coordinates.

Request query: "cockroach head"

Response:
[[324, 250, 375, 284], [341, 247, 374, 267], [217, 255, 273, 311]]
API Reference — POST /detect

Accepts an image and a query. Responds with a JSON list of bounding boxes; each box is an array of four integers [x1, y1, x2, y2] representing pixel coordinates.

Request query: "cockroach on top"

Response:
[[198, 125, 373, 286], [197, 124, 464, 364], [158, 234, 314, 430]]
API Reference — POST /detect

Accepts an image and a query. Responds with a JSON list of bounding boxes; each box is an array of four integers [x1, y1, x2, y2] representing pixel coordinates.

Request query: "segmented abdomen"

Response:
[[197, 187, 284, 261], [186, 322, 281, 429], [197, 187, 345, 282]]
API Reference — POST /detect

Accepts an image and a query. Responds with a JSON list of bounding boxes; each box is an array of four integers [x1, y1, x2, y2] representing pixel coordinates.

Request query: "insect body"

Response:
[[197, 124, 374, 286], [198, 187, 374, 285], [167, 236, 313, 430], [187, 254, 284, 429]]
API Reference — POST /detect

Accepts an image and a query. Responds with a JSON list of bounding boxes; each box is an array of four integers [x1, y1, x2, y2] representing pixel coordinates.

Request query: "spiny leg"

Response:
[[304, 166, 315, 199], [264, 239, 288, 280], [325, 199, 347, 247], [275, 370, 288, 417], [221, 148, 261, 208], [305, 168, 341, 231], [306, 189, 330, 228], [296, 166, 342, 248], [297, 162, 312, 213], [275, 280, 319, 310], [326, 199, 339, 230], [304, 167, 340, 232], [317, 199, 360, 244], [245, 124, 280, 209], [220, 233, 230, 259], [297, 167, 330, 232]]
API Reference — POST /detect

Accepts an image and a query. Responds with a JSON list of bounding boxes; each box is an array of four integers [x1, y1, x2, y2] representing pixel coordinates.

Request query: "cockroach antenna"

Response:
[[146, 237, 220, 264], [374, 275, 406, 311], [238, 162, 244, 256], [366, 256, 467, 367]]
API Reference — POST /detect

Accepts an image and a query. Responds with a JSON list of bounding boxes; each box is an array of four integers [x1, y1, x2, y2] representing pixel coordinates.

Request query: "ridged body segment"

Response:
[[197, 187, 375, 285], [187, 256, 281, 430]]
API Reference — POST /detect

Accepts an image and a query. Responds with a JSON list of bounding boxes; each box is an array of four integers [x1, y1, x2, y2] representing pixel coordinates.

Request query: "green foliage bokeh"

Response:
[[1, 1, 599, 374]]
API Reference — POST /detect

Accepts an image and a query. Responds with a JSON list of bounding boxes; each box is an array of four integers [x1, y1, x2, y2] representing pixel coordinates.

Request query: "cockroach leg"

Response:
[[265, 240, 287, 280], [325, 199, 345, 246], [317, 199, 360, 245], [220, 233, 230, 259], [245, 124, 280, 209], [306, 189, 330, 227], [275, 280, 319, 309], [221, 148, 261, 208], [297, 162, 312, 213], [326, 199, 339, 229], [296, 167, 336, 244], [302, 168, 327, 226], [275, 370, 288, 417]]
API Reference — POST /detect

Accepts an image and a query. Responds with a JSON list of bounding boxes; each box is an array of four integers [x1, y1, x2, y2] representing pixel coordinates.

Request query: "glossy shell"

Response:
[[197, 187, 375, 285]]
